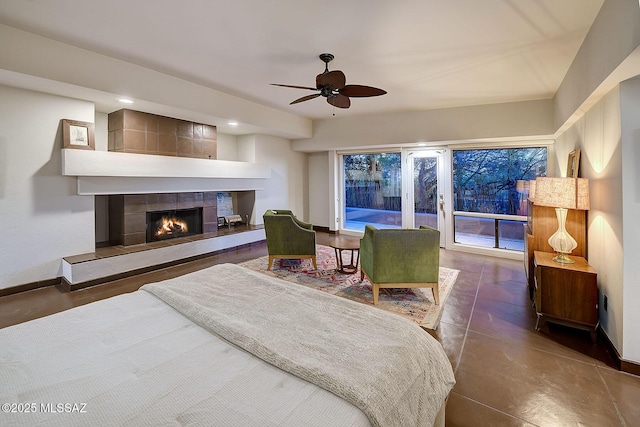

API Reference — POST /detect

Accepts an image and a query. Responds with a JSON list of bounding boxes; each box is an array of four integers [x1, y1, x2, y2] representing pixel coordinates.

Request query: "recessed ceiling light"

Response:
[[118, 98, 134, 104], [417, 142, 427, 146], [228, 121, 239, 126]]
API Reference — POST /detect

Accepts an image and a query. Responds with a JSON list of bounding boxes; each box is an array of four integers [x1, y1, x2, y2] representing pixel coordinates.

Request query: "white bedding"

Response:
[[0, 263, 454, 426], [0, 291, 369, 426]]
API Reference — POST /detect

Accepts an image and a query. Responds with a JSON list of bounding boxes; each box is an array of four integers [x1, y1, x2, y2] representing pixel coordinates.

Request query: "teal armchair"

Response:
[[263, 210, 317, 270], [360, 225, 440, 305]]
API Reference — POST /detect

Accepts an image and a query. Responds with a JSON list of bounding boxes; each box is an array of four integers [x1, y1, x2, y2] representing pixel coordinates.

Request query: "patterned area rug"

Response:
[[240, 244, 459, 330]]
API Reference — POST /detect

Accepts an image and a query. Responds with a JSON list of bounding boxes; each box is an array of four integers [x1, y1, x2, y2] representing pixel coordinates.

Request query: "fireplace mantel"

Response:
[[61, 149, 270, 195], [62, 149, 269, 179]]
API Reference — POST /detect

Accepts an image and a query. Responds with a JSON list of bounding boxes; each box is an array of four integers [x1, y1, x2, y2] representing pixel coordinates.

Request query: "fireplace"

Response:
[[104, 191, 255, 247], [146, 208, 202, 242]]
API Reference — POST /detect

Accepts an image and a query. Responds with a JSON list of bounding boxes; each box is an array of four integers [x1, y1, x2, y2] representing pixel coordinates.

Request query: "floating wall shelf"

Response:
[[61, 149, 270, 179], [61, 149, 271, 195]]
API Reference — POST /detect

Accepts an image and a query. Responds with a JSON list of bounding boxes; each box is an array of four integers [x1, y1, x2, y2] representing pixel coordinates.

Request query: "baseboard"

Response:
[[621, 360, 640, 377], [0, 277, 61, 297], [599, 326, 640, 376], [313, 225, 335, 233]]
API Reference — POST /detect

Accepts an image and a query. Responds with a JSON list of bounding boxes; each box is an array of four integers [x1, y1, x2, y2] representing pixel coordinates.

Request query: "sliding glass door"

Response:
[[342, 152, 402, 232], [404, 149, 446, 246], [341, 150, 445, 246]]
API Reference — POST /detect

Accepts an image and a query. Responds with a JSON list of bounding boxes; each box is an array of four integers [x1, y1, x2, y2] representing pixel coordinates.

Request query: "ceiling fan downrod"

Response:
[[319, 53, 334, 73]]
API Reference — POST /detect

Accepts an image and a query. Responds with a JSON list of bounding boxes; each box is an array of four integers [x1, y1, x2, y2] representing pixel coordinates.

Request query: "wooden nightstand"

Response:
[[524, 200, 586, 299], [533, 251, 598, 342]]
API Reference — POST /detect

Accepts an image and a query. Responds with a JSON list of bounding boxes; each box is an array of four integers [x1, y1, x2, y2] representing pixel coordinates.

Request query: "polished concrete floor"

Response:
[[1, 232, 639, 426]]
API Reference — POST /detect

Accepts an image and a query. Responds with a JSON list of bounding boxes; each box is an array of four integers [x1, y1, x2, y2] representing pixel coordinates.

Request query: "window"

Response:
[[343, 153, 401, 231], [452, 147, 546, 250]]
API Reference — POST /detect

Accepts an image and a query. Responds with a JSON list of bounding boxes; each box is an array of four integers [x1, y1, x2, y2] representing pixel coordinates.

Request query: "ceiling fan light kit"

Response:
[[272, 53, 386, 109]]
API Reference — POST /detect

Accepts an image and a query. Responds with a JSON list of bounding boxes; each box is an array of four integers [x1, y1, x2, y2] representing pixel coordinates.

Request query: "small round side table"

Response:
[[328, 237, 360, 274]]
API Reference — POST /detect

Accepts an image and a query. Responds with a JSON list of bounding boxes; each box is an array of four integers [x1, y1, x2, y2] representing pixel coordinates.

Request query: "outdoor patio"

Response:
[[344, 207, 525, 251]]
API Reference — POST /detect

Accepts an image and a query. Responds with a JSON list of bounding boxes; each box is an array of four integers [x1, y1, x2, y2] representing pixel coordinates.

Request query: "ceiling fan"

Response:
[[271, 53, 387, 109]]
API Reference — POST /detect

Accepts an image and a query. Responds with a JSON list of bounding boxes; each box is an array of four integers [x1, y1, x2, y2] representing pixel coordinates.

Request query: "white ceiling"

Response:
[[0, 0, 604, 121]]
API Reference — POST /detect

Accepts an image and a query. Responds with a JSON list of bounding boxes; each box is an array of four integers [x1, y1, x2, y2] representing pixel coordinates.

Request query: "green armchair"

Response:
[[263, 210, 317, 270], [360, 225, 440, 305]]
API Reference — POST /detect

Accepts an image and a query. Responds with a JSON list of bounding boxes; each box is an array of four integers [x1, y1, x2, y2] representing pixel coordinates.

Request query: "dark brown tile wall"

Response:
[[108, 109, 217, 159], [109, 192, 218, 246], [202, 191, 218, 233]]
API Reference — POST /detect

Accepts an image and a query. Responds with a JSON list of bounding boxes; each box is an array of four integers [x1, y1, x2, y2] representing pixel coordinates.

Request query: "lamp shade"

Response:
[[533, 177, 589, 210]]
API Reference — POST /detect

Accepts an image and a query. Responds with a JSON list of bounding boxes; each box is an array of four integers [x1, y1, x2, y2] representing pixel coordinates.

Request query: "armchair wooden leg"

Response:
[[373, 283, 380, 305], [267, 256, 275, 271], [311, 256, 317, 270], [432, 285, 440, 305]]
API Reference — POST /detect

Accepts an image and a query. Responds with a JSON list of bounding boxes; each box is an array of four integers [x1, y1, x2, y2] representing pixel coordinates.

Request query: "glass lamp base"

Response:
[[552, 252, 574, 264]]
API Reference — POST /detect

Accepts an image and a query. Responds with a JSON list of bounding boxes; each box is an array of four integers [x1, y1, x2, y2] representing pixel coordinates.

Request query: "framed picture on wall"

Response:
[[62, 119, 95, 150], [567, 149, 580, 178]]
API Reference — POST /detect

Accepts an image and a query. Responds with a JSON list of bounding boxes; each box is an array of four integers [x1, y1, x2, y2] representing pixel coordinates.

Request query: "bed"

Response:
[[0, 263, 455, 426]]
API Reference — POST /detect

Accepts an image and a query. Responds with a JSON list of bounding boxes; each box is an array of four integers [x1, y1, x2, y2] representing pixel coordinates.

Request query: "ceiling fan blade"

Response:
[[339, 85, 387, 97], [271, 83, 318, 91], [327, 94, 351, 109], [290, 93, 321, 105], [316, 70, 346, 89]]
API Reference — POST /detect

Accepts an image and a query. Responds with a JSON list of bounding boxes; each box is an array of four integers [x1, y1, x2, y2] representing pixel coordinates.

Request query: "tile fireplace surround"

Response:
[[109, 192, 219, 246]]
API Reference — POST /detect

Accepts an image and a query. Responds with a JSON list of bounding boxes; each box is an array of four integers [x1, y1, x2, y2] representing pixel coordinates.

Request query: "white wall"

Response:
[[237, 135, 256, 163], [95, 112, 108, 151], [550, 0, 640, 367], [216, 133, 238, 161], [308, 152, 331, 228], [293, 99, 554, 152], [555, 87, 624, 354], [0, 85, 95, 290], [250, 135, 307, 224], [620, 77, 640, 363], [554, 0, 640, 132]]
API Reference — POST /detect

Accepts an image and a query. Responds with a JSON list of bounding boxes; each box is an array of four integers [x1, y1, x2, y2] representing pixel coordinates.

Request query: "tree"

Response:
[[344, 153, 401, 209], [453, 147, 546, 215], [414, 157, 438, 213]]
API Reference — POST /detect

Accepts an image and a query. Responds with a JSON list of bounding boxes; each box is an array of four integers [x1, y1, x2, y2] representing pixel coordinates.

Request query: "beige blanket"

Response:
[[142, 263, 455, 427]]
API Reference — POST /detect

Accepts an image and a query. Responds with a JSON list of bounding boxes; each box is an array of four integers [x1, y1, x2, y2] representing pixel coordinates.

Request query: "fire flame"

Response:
[[156, 216, 188, 237]]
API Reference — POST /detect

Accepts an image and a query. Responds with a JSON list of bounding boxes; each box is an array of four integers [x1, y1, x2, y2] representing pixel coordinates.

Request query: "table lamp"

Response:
[[533, 177, 590, 263]]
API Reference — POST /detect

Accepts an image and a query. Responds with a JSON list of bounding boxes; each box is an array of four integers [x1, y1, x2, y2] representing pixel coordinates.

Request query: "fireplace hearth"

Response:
[[146, 208, 202, 242]]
